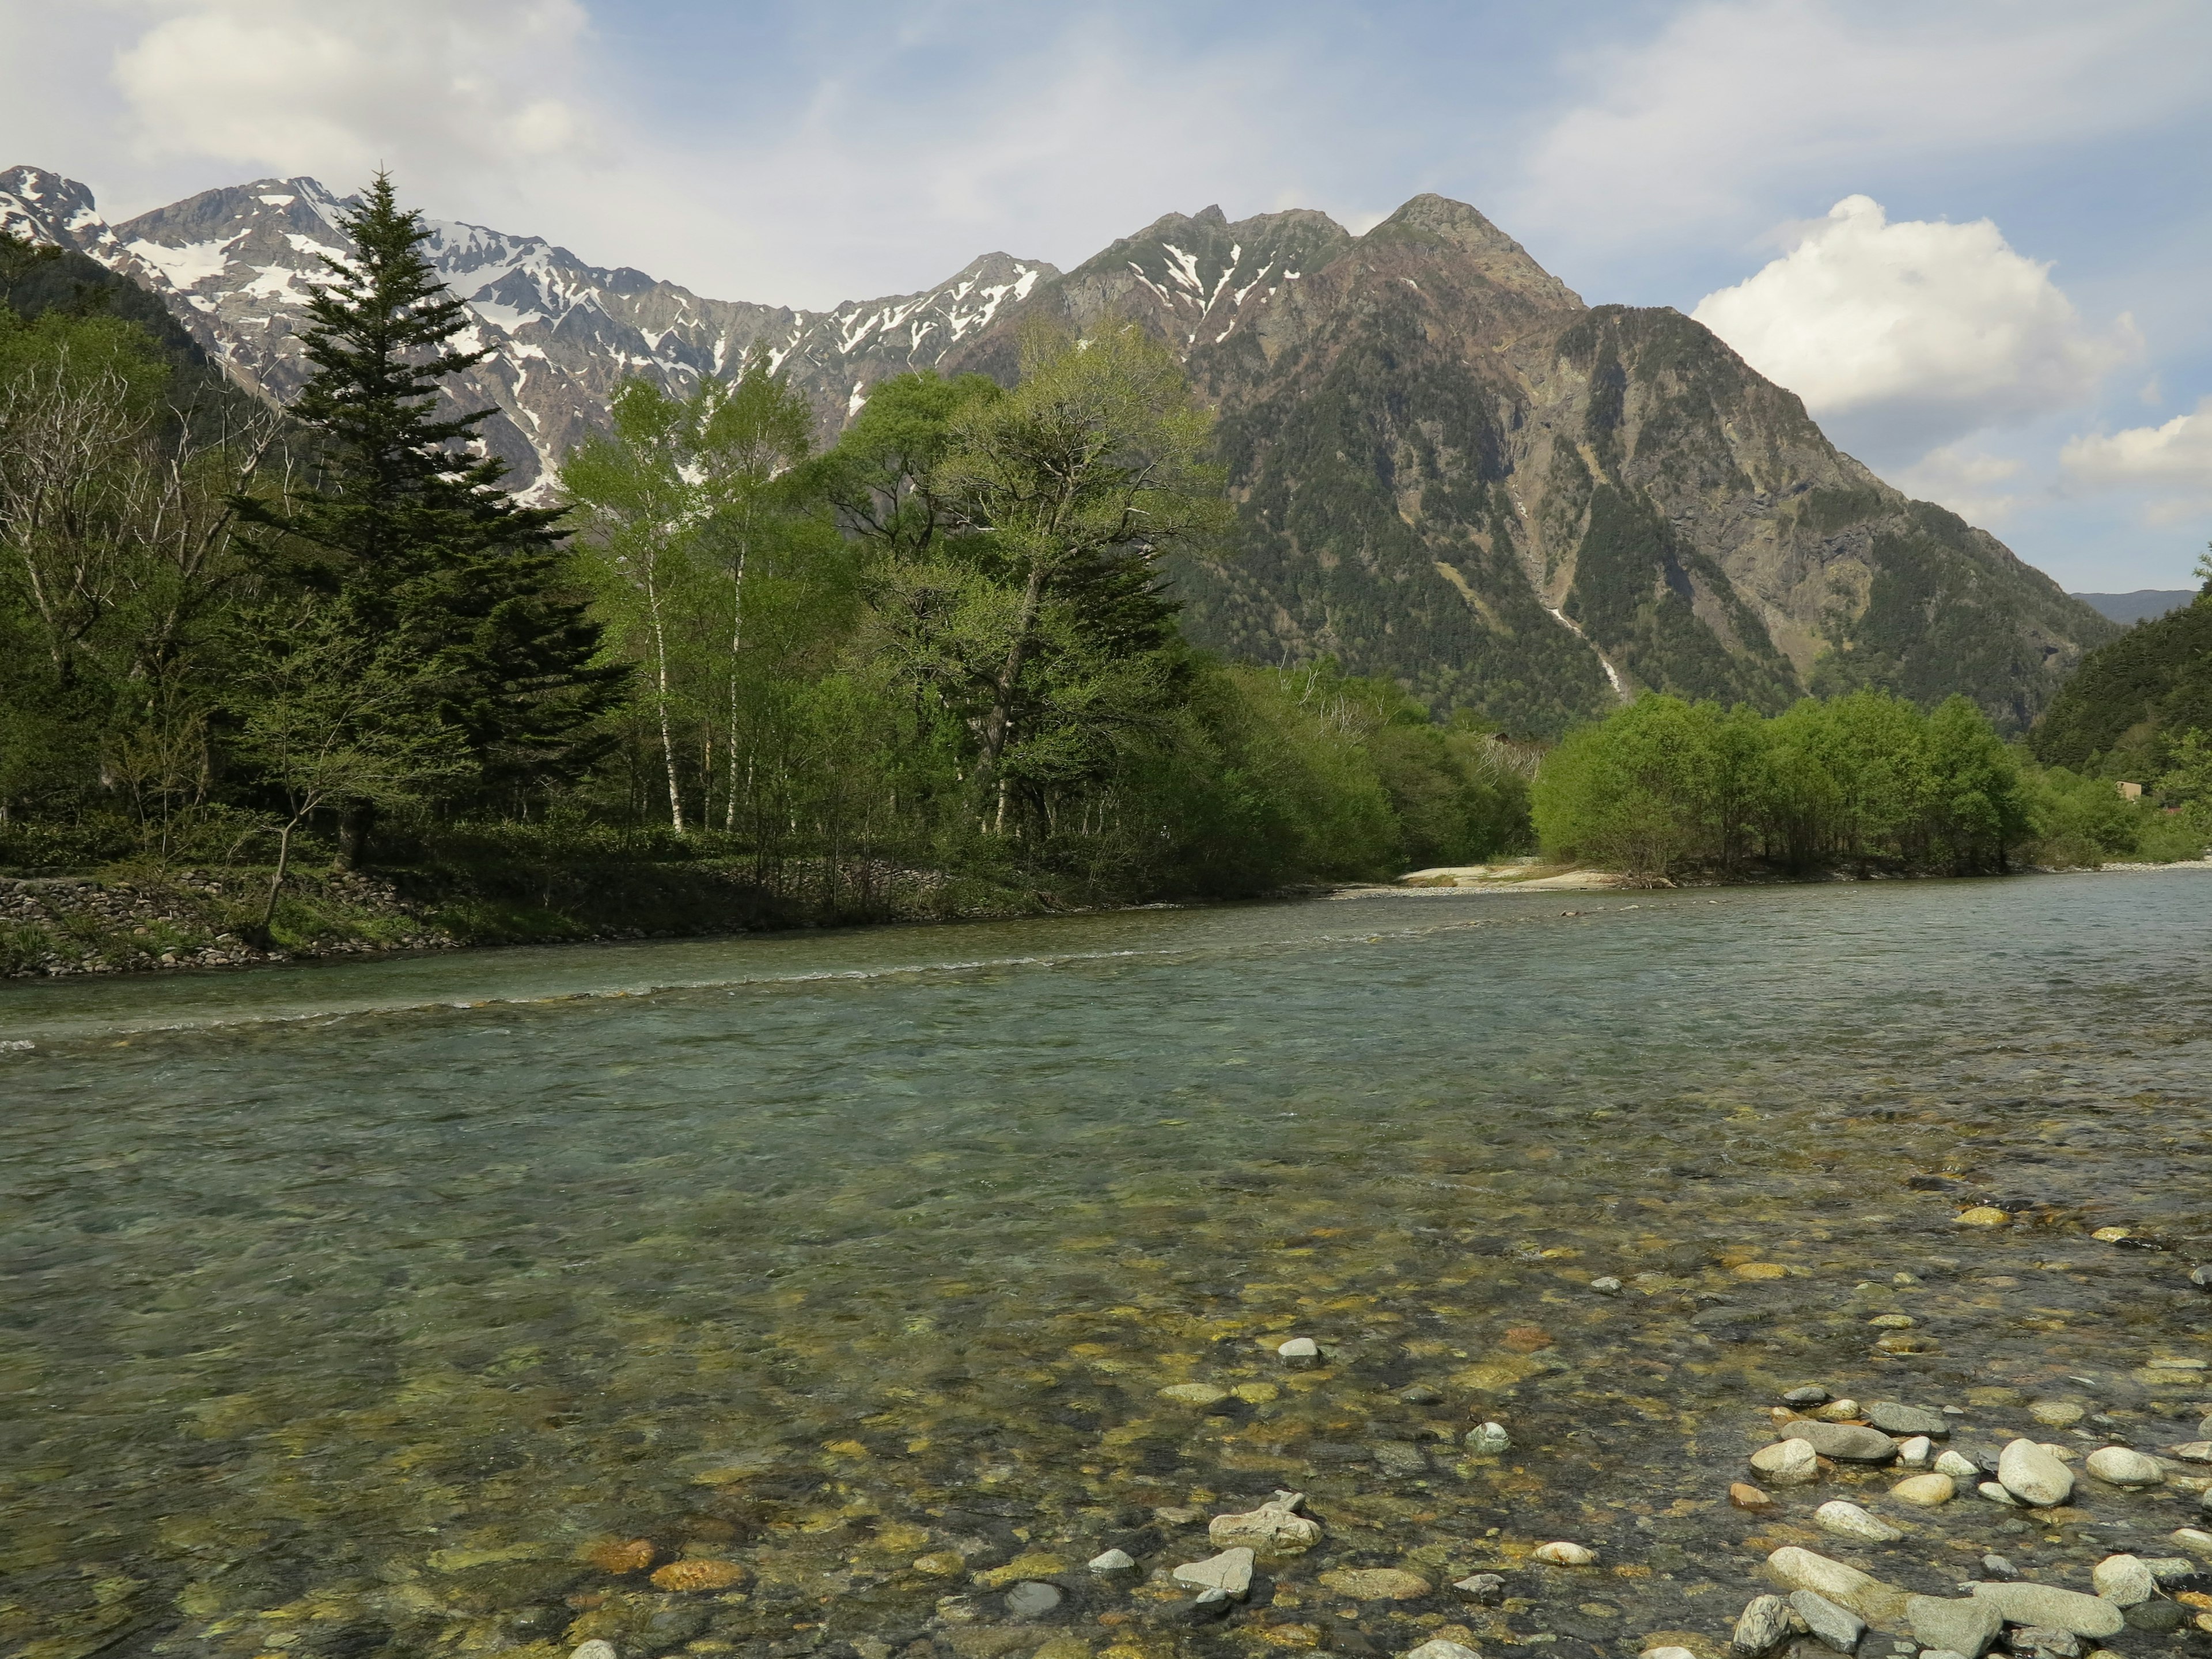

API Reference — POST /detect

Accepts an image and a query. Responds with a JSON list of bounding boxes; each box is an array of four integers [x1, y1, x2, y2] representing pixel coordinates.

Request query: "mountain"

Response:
[[0, 166, 1056, 495], [4, 167, 2118, 734], [2032, 590, 2212, 769], [2071, 589, 2199, 626], [948, 195, 2115, 734]]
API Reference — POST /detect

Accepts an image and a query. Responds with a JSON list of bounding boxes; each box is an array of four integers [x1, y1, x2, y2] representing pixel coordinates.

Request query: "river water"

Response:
[[3, 874, 2210, 1659]]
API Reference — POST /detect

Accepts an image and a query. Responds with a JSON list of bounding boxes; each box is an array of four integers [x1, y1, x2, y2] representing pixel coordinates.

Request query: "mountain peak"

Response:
[[1361, 193, 1584, 309]]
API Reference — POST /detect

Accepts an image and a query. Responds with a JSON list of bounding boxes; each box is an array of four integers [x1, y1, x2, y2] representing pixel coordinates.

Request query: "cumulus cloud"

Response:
[[2062, 399, 2212, 525], [109, 0, 596, 182], [1690, 196, 2137, 456], [1893, 445, 2027, 526]]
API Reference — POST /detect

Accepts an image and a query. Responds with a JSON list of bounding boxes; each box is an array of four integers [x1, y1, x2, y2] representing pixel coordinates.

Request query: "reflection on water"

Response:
[[3, 874, 2210, 1659]]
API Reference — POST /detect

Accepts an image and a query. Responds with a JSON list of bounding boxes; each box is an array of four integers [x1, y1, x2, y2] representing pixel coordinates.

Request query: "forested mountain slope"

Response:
[[4, 167, 2114, 735], [2032, 590, 2212, 768]]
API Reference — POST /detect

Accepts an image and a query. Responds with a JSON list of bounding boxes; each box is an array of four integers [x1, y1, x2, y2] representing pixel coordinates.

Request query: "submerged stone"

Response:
[[1997, 1439, 2074, 1506]]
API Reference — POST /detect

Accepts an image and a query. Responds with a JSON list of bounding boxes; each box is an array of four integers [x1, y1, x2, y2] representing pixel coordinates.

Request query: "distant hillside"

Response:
[[2032, 590, 2212, 768], [2071, 589, 2198, 625]]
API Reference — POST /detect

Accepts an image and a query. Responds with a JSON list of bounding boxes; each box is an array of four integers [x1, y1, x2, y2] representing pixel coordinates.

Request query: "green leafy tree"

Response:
[[237, 173, 623, 857]]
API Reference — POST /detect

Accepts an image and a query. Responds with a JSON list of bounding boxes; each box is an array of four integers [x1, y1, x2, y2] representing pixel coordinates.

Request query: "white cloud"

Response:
[[1893, 444, 2026, 526], [1512, 0, 2211, 262], [109, 0, 596, 181], [1689, 196, 2137, 454], [2062, 398, 2212, 526]]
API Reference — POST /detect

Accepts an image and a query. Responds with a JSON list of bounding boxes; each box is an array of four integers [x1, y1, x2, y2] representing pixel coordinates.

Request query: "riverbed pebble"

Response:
[[1210, 1489, 1321, 1552], [1967, 1582, 2125, 1638], [1891, 1473, 1956, 1507], [1816, 1501, 1903, 1542], [1790, 1589, 1866, 1654], [1869, 1402, 1949, 1437], [1173, 1548, 1255, 1598], [1452, 1573, 1506, 1604], [2168, 1440, 2212, 1462], [1277, 1336, 1319, 1364], [1466, 1422, 1512, 1455], [1998, 1438, 2074, 1505], [1979, 1556, 2016, 1580], [1643, 1647, 1700, 1659], [1733, 1593, 1794, 1654], [1591, 1275, 1623, 1294], [1784, 1387, 1832, 1406], [2085, 1446, 2162, 1486], [1406, 1642, 1482, 1659], [1765, 1547, 1906, 1624], [1158, 1382, 1229, 1404], [1732, 1482, 1777, 1511], [2029, 1400, 2086, 1427], [1818, 1399, 1864, 1422], [1935, 1449, 1981, 1479], [1978, 1482, 2020, 1505], [2172, 1527, 2212, 1556], [1320, 1567, 1433, 1600], [2013, 1634, 2082, 1659], [1532, 1542, 1595, 1566], [1898, 1436, 1933, 1467], [1088, 1549, 1136, 1573], [2089, 1555, 2154, 1605], [1956, 1207, 2010, 1226], [1005, 1582, 1062, 1619], [570, 1644, 617, 1659], [1907, 1594, 2002, 1658], [1788, 1420, 1899, 1461]]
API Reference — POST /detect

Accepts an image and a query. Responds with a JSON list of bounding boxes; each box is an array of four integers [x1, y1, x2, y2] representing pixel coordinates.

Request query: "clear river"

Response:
[[3, 873, 2210, 1659]]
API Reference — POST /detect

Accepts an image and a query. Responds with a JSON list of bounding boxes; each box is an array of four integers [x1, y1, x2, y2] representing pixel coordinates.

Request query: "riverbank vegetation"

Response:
[[0, 184, 1531, 950]]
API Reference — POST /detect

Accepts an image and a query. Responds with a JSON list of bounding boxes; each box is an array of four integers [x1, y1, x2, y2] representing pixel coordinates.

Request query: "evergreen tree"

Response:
[[237, 173, 623, 855]]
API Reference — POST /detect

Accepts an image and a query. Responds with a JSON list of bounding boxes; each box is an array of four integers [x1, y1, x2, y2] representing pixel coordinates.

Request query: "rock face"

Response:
[[0, 166, 2112, 736], [1997, 1439, 2075, 1506], [1966, 1582, 2126, 1638]]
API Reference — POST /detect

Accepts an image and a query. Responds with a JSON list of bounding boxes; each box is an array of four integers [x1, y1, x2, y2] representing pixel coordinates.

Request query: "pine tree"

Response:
[[238, 173, 624, 855]]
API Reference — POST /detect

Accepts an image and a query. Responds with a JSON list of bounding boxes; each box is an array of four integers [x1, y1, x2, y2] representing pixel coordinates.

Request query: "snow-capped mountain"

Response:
[[0, 166, 1054, 493]]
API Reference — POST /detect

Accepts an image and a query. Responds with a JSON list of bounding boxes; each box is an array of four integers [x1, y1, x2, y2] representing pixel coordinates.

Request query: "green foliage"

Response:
[[1533, 690, 2031, 878], [2031, 581, 2212, 774]]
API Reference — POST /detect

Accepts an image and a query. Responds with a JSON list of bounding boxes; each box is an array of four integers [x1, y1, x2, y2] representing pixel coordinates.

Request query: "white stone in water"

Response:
[[1407, 1643, 1484, 1659], [1005, 1582, 1062, 1619], [1998, 1438, 2074, 1506], [1591, 1275, 1623, 1294], [1751, 1438, 1819, 1485], [1966, 1583, 2125, 1639], [1159, 1382, 1229, 1404], [1173, 1547, 1254, 1599], [1643, 1649, 1700, 1659], [1816, 1501, 1903, 1543], [1088, 1548, 1137, 1573], [1209, 1490, 1321, 1552], [2142, 1556, 2196, 1582], [1467, 1422, 1512, 1455], [1890, 1473, 1955, 1508], [2176, 1527, 2212, 1558], [1977, 1482, 2020, 1506], [2089, 1555, 2154, 1606], [1899, 1435, 1933, 1467], [570, 1645, 618, 1659], [1789, 1589, 1866, 1654], [1532, 1541, 1595, 1565], [2084, 1446, 2163, 1487], [1764, 1546, 1910, 1624], [1907, 1593, 2003, 1658], [1819, 1399, 1864, 1422], [1277, 1336, 1319, 1361], [1733, 1593, 1794, 1656], [1935, 1449, 1980, 1479]]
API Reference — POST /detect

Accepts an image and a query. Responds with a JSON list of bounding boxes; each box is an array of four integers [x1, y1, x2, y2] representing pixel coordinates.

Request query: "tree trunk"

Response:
[[648, 599, 685, 834], [973, 562, 1047, 820], [253, 818, 297, 948], [725, 539, 747, 832]]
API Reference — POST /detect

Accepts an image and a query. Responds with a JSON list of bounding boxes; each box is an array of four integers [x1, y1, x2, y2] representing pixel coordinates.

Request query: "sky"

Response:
[[3, 0, 2209, 590]]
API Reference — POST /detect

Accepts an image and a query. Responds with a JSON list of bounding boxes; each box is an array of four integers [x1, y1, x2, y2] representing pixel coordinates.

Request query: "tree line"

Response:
[[0, 179, 1530, 927]]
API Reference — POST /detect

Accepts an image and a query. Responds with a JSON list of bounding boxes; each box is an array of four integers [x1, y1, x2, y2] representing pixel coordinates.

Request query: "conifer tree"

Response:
[[238, 173, 623, 856]]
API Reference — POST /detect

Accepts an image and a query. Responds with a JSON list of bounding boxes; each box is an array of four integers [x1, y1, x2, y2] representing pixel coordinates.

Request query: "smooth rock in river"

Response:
[[1645, 1648, 1700, 1659], [1898, 1436, 1933, 1468], [2123, 1601, 2186, 1635], [2012, 1635, 2081, 1659], [1967, 1582, 2125, 1639], [1783, 1386, 1832, 1406], [1005, 1582, 1063, 1619], [1452, 1572, 1506, 1604], [1591, 1275, 1623, 1295], [2089, 1555, 2153, 1606], [1319, 1567, 1432, 1600], [2029, 1399, 2086, 1428], [1817, 1398, 1863, 1421], [1278, 1336, 1319, 1364], [1816, 1501, 1903, 1543], [1786, 1420, 1899, 1462], [1407, 1643, 1483, 1659], [1998, 1438, 2074, 1506], [1173, 1548, 1254, 1599], [1751, 1438, 1820, 1484], [571, 1645, 617, 1659], [1733, 1593, 1794, 1655], [1732, 1482, 1777, 1512], [2168, 1440, 2212, 1462], [1764, 1547, 1910, 1625], [2171, 1527, 2212, 1557], [1907, 1594, 2003, 1658], [1891, 1473, 1956, 1507], [1978, 1481, 2021, 1506], [1210, 1490, 1321, 1552], [1088, 1549, 1137, 1573], [2141, 1556, 2194, 1582], [1532, 1541, 1594, 1566], [1466, 1422, 1512, 1455], [1790, 1590, 1866, 1654], [2084, 1446, 2162, 1487], [1935, 1449, 1982, 1479], [1869, 1402, 1950, 1437], [1980, 1556, 2017, 1581], [1159, 1382, 1229, 1405]]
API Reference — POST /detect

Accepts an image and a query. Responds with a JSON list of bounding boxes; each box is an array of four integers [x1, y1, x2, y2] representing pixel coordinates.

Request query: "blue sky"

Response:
[[3, 0, 2207, 589]]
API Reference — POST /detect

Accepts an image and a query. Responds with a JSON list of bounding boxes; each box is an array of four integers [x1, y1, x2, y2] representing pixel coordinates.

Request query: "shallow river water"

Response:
[[4, 873, 2211, 1659]]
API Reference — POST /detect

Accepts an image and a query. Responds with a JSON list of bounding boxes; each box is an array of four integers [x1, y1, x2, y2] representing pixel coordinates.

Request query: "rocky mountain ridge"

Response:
[[3, 165, 2115, 732]]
